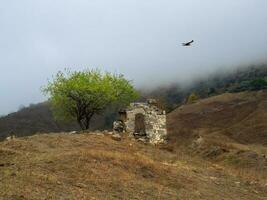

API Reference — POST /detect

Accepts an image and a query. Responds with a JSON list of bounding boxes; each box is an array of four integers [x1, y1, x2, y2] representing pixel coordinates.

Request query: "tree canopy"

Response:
[[186, 91, 199, 104], [43, 69, 139, 130]]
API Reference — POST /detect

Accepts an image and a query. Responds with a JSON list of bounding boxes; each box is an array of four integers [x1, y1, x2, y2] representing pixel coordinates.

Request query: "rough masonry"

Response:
[[114, 99, 167, 144]]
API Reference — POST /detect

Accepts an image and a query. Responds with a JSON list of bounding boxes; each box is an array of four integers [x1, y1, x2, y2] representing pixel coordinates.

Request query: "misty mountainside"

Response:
[[147, 64, 267, 111], [0, 64, 266, 140]]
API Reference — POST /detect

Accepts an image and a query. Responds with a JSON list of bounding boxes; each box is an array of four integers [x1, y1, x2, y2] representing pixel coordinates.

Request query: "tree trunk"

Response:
[[77, 113, 94, 130], [84, 113, 94, 130], [77, 119, 85, 130]]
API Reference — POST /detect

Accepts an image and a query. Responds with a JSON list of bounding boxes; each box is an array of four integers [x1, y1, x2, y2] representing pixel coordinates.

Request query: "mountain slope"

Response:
[[167, 90, 267, 180], [0, 103, 116, 141], [0, 103, 79, 140], [167, 90, 267, 146]]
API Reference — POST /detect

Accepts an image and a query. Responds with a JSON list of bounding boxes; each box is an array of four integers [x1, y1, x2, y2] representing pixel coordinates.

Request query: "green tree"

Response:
[[43, 69, 139, 130], [186, 91, 199, 104], [249, 78, 267, 91]]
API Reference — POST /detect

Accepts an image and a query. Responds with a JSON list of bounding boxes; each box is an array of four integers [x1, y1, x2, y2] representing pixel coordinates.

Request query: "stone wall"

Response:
[[121, 99, 167, 144]]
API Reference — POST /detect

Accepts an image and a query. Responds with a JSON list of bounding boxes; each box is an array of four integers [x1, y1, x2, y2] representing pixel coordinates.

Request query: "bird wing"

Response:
[[182, 40, 194, 46]]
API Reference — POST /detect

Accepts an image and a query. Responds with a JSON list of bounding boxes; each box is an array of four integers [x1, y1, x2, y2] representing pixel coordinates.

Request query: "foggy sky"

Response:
[[1, 0, 267, 115]]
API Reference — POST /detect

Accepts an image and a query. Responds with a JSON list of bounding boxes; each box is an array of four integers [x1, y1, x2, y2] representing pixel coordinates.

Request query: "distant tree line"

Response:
[[144, 64, 267, 112]]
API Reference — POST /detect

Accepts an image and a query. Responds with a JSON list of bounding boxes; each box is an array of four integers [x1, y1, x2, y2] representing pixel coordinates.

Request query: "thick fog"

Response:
[[1, 0, 267, 115]]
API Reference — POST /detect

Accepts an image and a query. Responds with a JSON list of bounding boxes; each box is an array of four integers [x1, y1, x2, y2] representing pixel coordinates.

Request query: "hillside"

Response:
[[0, 103, 116, 141], [167, 90, 267, 145], [148, 64, 267, 111], [0, 103, 79, 141], [0, 90, 267, 199], [1, 133, 267, 199], [167, 90, 267, 181]]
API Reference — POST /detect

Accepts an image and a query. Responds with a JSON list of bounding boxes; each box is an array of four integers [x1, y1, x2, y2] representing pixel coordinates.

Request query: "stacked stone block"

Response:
[[122, 100, 167, 144]]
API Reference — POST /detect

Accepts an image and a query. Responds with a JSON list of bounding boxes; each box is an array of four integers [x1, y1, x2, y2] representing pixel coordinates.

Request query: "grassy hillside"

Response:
[[167, 90, 267, 145], [1, 133, 266, 199], [167, 90, 267, 182]]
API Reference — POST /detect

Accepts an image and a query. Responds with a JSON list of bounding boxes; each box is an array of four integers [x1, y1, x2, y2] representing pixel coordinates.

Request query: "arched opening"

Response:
[[134, 113, 146, 136]]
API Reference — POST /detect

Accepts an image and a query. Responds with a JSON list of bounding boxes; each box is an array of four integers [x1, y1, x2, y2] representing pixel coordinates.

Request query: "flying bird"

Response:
[[182, 40, 194, 46]]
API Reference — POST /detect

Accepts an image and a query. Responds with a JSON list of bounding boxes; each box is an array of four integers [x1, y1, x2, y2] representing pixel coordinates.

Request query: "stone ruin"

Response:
[[113, 99, 167, 144]]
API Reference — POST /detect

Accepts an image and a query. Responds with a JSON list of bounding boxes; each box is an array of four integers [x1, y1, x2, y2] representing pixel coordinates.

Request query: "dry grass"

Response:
[[0, 133, 267, 200]]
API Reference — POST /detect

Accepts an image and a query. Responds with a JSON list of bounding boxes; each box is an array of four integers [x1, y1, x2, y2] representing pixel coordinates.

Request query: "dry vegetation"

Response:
[[0, 133, 266, 200], [167, 90, 267, 193]]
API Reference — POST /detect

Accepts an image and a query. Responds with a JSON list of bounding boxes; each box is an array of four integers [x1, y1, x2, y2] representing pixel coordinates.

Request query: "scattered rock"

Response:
[[113, 120, 126, 133], [111, 134, 122, 141], [235, 181, 241, 186], [94, 130, 102, 133], [6, 136, 12, 141], [95, 133, 105, 136], [137, 138, 148, 143], [6, 135, 16, 141], [133, 131, 146, 137]]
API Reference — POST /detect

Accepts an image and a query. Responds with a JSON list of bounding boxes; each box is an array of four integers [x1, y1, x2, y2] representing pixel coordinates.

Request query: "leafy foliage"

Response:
[[186, 91, 199, 104], [43, 69, 139, 130], [249, 78, 267, 91]]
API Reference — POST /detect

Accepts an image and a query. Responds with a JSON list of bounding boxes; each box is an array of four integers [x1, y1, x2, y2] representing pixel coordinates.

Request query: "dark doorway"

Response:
[[134, 113, 146, 136]]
